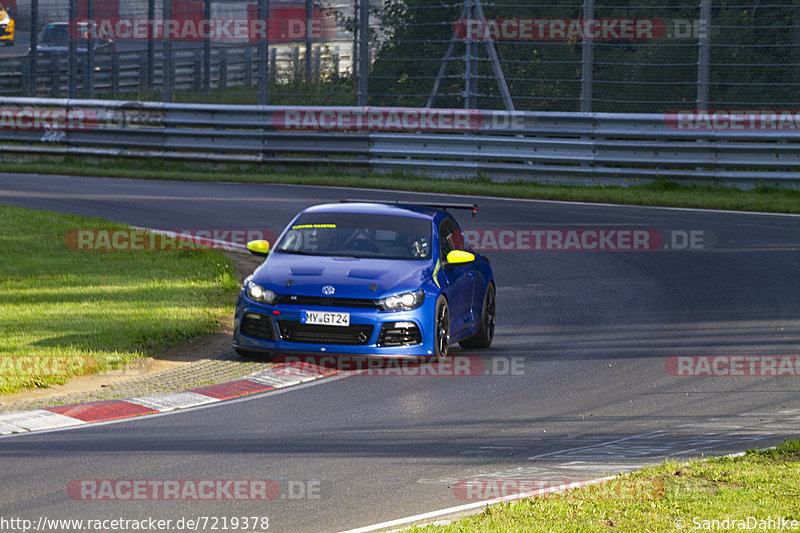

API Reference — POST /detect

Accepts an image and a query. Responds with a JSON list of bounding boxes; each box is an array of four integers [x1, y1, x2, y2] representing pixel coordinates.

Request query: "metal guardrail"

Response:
[[0, 45, 337, 97], [0, 97, 798, 186]]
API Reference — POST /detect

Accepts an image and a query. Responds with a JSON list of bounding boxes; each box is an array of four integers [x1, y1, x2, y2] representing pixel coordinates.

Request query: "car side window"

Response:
[[439, 218, 465, 259]]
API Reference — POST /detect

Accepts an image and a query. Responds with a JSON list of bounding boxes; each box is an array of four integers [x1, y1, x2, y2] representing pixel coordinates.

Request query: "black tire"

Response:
[[460, 283, 495, 349], [234, 348, 274, 361], [433, 295, 450, 360]]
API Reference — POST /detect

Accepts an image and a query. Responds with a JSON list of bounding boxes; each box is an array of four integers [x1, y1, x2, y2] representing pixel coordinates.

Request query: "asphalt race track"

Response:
[[1, 173, 799, 532]]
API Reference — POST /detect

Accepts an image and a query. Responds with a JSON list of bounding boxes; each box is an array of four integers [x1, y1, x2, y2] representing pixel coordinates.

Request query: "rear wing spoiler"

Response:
[[340, 199, 477, 217]]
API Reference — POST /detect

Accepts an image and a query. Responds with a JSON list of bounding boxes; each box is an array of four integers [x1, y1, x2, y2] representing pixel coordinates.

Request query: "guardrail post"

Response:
[[357, 0, 368, 105]]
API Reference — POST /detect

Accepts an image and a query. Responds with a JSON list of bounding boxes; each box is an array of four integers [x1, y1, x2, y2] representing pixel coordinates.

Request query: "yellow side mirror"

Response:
[[247, 240, 271, 257], [446, 250, 475, 265]]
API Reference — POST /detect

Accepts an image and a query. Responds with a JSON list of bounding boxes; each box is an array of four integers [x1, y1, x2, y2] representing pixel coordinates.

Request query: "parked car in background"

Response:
[[27, 22, 114, 56], [0, 3, 14, 46]]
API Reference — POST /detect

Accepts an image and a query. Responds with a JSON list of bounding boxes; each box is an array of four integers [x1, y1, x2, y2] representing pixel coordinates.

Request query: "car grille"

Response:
[[277, 321, 373, 345], [377, 322, 422, 347], [275, 294, 378, 308], [240, 313, 274, 340]]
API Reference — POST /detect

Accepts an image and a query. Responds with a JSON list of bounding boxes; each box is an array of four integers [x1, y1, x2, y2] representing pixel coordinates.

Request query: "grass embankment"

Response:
[[4, 157, 800, 214], [0, 204, 238, 394], [417, 440, 800, 532]]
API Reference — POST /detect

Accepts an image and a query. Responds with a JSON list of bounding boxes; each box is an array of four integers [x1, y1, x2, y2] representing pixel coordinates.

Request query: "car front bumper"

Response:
[[0, 21, 13, 40], [233, 292, 438, 356]]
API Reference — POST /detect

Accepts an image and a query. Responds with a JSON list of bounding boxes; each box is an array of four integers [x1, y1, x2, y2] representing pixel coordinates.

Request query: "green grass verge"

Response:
[[0, 204, 239, 394], [414, 440, 800, 532], [4, 156, 800, 214]]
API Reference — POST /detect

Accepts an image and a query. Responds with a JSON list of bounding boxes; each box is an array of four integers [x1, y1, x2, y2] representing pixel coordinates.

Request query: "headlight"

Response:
[[246, 280, 276, 304], [378, 290, 425, 311], [0, 15, 9, 25]]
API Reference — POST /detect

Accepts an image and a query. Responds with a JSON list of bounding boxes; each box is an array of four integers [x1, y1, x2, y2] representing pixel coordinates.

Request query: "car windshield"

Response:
[[40, 25, 69, 43], [276, 212, 432, 260]]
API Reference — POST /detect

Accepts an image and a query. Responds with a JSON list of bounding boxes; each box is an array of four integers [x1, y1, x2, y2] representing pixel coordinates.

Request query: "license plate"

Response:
[[301, 310, 350, 327]]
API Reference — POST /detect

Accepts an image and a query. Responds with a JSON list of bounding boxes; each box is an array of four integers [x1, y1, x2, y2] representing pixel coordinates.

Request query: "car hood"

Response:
[[251, 253, 433, 299]]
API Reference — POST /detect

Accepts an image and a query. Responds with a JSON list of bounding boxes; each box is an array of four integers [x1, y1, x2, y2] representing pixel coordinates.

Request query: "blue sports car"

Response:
[[233, 201, 495, 359]]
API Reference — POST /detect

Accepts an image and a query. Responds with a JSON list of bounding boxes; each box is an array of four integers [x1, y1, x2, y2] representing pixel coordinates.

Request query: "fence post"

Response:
[[358, 0, 368, 105], [352, 0, 359, 82], [313, 47, 321, 81], [51, 55, 61, 97], [580, 0, 594, 112], [270, 47, 277, 84], [193, 49, 203, 90], [87, 0, 95, 98], [203, 0, 211, 92], [28, 0, 38, 95], [162, 0, 173, 102], [697, 0, 711, 109], [244, 47, 253, 87], [111, 52, 119, 95], [464, 0, 477, 109], [257, 0, 269, 105], [139, 50, 148, 94], [220, 48, 228, 90], [292, 47, 300, 81], [68, 0, 77, 98], [146, 0, 154, 94], [305, 0, 313, 82]]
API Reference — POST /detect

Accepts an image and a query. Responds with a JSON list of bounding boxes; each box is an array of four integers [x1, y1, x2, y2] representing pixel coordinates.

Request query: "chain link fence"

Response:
[[0, 0, 798, 111]]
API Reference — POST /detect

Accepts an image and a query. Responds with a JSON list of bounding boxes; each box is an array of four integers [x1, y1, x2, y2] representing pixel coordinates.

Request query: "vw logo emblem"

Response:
[[321, 285, 335, 295]]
